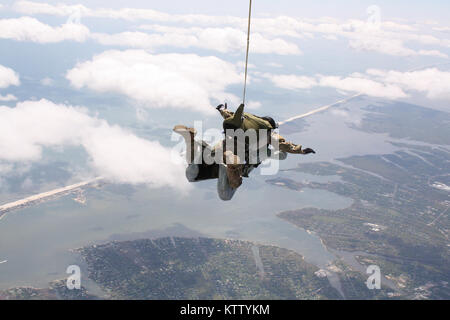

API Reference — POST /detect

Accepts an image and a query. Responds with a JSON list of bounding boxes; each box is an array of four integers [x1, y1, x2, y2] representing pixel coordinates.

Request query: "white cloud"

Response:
[[337, 20, 449, 58], [8, 2, 450, 58], [0, 99, 188, 190], [417, 50, 449, 59], [381, 21, 417, 32], [12, 1, 241, 26], [323, 34, 338, 41], [91, 31, 192, 50], [266, 62, 283, 68], [0, 16, 89, 43], [0, 14, 300, 55], [0, 94, 18, 102], [93, 25, 301, 55], [317, 75, 407, 99], [423, 20, 439, 26], [253, 17, 449, 57], [367, 68, 450, 100], [12, 1, 91, 17], [250, 32, 301, 55], [0, 65, 20, 88], [266, 67, 450, 101], [348, 34, 448, 58], [40, 77, 54, 86], [251, 16, 314, 39], [246, 101, 262, 110], [9, 1, 308, 42], [433, 27, 450, 33], [348, 37, 416, 57], [66, 50, 245, 114], [264, 72, 407, 99], [279, 18, 449, 58], [263, 74, 317, 90]]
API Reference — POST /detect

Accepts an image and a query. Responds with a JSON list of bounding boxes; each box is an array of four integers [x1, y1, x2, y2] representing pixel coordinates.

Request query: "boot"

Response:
[[173, 125, 196, 137], [173, 125, 197, 163]]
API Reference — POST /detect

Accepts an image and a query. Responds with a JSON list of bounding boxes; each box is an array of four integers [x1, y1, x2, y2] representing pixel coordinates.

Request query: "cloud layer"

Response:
[[0, 16, 89, 43], [66, 50, 244, 113], [0, 64, 20, 89], [8, 1, 450, 58], [264, 68, 450, 101], [0, 99, 188, 190], [0, 94, 18, 102], [128, 24, 301, 55], [0, 64, 19, 102], [367, 68, 450, 100], [0, 15, 301, 55]]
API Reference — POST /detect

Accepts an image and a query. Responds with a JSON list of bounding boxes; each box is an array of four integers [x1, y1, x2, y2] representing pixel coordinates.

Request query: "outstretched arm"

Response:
[[271, 132, 315, 155], [216, 103, 234, 119]]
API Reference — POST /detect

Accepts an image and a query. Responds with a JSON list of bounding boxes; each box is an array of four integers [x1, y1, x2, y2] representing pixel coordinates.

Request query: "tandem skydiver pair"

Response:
[[173, 103, 315, 201]]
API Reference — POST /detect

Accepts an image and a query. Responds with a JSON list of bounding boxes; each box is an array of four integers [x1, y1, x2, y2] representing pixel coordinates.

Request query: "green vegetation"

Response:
[[354, 103, 450, 145], [77, 237, 341, 300], [0, 280, 96, 300], [269, 142, 450, 299], [330, 260, 393, 300]]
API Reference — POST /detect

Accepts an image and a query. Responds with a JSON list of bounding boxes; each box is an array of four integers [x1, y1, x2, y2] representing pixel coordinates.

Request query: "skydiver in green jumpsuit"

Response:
[[173, 103, 315, 200]]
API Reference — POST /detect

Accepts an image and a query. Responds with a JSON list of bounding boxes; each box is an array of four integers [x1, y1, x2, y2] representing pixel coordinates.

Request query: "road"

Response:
[[0, 177, 103, 220]]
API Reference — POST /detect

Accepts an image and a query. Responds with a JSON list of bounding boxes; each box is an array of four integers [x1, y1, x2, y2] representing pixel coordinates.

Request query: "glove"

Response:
[[303, 148, 316, 154], [216, 104, 224, 110]]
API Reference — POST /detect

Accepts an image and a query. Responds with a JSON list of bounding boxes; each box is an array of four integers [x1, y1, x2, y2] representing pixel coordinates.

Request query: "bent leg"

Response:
[[217, 164, 238, 201], [224, 151, 243, 189], [173, 125, 213, 163], [173, 125, 198, 163]]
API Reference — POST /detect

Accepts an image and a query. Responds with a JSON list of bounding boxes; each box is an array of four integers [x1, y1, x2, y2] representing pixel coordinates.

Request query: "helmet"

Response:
[[261, 116, 278, 129]]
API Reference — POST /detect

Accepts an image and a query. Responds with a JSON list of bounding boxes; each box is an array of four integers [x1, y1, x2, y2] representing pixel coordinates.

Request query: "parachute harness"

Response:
[[242, 0, 252, 106]]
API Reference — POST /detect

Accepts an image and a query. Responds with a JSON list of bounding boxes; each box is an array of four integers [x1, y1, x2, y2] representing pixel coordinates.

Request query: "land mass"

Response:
[[269, 142, 449, 299], [1, 237, 345, 300]]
